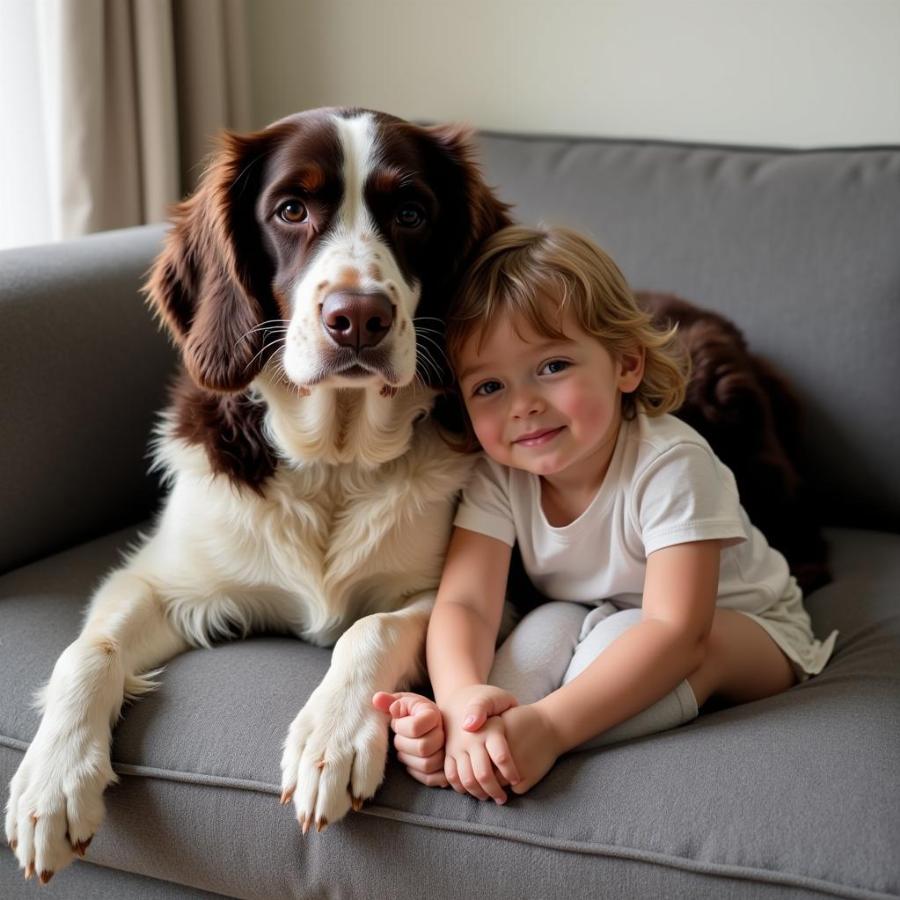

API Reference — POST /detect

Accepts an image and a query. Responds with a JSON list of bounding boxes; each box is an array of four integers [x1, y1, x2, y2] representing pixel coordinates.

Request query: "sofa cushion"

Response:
[[1, 525, 898, 900], [0, 848, 223, 900]]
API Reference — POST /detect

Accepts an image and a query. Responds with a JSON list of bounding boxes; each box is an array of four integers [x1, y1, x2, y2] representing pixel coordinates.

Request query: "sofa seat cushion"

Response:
[[1, 525, 898, 900]]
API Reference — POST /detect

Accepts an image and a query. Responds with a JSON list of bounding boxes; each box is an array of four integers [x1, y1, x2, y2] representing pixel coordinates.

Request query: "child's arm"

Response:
[[427, 526, 522, 802], [505, 540, 721, 793], [427, 527, 511, 697]]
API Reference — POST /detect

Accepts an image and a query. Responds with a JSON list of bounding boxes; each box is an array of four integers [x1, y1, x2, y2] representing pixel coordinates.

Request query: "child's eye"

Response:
[[473, 380, 503, 397], [540, 359, 570, 375]]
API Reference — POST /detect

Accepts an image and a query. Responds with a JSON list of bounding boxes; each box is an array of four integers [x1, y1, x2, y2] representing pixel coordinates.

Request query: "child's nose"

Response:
[[510, 388, 543, 417]]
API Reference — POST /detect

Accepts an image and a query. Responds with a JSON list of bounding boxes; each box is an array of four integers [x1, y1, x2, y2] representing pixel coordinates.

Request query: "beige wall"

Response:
[[247, 0, 900, 147]]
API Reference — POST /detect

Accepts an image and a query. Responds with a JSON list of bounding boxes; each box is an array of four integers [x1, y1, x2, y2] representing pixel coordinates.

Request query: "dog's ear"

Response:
[[413, 124, 513, 389], [145, 128, 280, 393], [423, 123, 513, 264]]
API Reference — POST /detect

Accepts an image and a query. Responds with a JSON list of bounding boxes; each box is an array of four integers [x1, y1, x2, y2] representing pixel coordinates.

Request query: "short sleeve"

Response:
[[633, 441, 748, 556], [453, 455, 516, 546]]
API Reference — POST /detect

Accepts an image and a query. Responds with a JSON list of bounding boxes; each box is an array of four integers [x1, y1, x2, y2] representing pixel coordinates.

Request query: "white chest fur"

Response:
[[136, 384, 473, 647]]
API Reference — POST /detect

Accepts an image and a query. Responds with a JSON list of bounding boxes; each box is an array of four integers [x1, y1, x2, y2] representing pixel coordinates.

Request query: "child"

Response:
[[373, 225, 837, 805]]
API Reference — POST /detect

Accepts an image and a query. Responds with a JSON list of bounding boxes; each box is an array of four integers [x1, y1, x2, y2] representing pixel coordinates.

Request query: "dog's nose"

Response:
[[321, 291, 394, 350]]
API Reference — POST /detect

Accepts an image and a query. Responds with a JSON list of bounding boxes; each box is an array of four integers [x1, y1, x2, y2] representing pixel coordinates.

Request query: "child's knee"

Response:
[[520, 600, 589, 636]]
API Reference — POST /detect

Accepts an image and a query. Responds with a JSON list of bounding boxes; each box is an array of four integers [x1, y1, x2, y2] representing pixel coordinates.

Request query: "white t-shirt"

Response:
[[454, 413, 796, 616]]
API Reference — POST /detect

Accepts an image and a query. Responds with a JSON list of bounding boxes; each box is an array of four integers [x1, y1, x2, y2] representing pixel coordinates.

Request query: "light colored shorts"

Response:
[[736, 579, 837, 681]]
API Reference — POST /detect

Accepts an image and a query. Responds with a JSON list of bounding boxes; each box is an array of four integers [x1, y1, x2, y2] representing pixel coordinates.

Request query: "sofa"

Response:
[[2, 131, 898, 899]]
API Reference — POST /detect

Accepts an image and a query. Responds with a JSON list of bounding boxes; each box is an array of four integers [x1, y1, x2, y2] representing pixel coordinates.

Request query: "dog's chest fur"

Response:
[[138, 394, 473, 647]]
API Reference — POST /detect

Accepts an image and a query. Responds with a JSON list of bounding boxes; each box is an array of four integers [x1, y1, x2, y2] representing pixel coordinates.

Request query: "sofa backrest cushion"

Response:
[[475, 133, 900, 532]]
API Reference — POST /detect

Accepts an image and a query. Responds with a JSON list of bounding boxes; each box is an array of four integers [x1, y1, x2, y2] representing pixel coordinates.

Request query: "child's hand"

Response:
[[447, 683, 520, 733], [443, 715, 519, 804], [442, 685, 522, 803], [372, 691, 448, 788], [498, 703, 564, 795]]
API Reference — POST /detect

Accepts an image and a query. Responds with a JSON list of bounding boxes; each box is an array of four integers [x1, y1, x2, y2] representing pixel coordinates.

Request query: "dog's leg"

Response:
[[280, 593, 433, 833], [5, 570, 189, 884]]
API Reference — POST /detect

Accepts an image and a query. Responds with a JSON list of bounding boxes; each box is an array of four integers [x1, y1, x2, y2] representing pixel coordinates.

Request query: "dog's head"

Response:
[[146, 107, 511, 395]]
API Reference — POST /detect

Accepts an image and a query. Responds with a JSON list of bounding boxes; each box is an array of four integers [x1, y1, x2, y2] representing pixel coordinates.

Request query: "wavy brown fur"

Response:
[[637, 292, 830, 595]]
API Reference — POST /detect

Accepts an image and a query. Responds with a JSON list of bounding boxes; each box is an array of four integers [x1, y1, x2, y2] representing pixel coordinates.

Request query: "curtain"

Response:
[[36, 0, 251, 240]]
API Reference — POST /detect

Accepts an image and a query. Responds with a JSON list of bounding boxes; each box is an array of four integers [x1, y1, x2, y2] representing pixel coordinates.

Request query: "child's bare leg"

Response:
[[686, 609, 796, 707]]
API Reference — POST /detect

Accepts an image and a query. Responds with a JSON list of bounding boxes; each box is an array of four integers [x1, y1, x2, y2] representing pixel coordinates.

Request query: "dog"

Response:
[[5, 107, 511, 883]]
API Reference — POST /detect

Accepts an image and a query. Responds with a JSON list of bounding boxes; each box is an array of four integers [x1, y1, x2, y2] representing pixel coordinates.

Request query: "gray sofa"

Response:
[[2, 132, 898, 899]]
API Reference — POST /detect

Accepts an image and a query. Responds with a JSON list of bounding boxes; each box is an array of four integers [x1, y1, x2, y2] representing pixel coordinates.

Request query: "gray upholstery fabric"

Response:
[[474, 135, 900, 532], [0, 224, 174, 574], [1, 525, 898, 899], [0, 848, 226, 899]]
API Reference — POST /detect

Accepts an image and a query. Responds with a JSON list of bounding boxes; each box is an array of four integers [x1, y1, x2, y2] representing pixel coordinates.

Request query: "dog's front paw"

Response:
[[5, 724, 113, 884], [280, 684, 389, 833]]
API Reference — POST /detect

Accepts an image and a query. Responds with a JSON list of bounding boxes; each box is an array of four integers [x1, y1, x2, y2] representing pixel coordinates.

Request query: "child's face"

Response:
[[456, 301, 643, 484]]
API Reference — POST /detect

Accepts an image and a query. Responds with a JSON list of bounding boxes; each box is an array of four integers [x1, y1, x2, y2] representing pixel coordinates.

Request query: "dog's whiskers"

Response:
[[415, 346, 443, 384], [234, 320, 291, 349], [412, 316, 447, 329], [416, 331, 450, 365], [417, 341, 451, 377], [244, 335, 287, 373]]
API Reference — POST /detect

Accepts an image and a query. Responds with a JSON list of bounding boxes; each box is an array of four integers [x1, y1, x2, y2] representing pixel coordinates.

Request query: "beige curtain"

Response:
[[36, 0, 251, 240]]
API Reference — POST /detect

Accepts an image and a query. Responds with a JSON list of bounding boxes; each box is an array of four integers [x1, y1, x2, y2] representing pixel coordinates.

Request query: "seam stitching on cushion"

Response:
[[1, 734, 895, 900], [361, 808, 899, 900]]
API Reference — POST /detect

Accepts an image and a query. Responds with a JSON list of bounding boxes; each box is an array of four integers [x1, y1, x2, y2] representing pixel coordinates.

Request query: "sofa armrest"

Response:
[[0, 225, 176, 574]]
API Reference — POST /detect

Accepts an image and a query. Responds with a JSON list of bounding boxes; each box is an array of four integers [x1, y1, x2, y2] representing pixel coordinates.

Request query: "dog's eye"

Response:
[[396, 203, 426, 229], [278, 201, 308, 224]]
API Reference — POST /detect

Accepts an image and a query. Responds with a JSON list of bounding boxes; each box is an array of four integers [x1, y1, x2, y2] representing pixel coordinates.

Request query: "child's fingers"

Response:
[[388, 698, 413, 718], [510, 776, 535, 796], [484, 732, 521, 786], [396, 747, 445, 775], [462, 693, 519, 732], [444, 755, 466, 796], [381, 693, 418, 719], [394, 726, 444, 760], [372, 691, 400, 713], [374, 691, 438, 722], [404, 766, 450, 788], [391, 704, 442, 739], [455, 750, 494, 803], [461, 707, 488, 731], [468, 745, 508, 805]]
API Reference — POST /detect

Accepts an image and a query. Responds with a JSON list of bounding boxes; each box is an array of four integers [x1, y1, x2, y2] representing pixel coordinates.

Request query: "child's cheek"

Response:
[[573, 398, 620, 445], [471, 412, 502, 456], [563, 383, 615, 425]]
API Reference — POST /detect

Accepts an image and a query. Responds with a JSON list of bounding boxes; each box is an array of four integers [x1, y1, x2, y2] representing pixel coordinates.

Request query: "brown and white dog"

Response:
[[5, 107, 511, 883]]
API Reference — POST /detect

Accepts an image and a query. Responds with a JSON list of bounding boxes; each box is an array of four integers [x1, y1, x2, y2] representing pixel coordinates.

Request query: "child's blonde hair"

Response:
[[446, 225, 688, 444]]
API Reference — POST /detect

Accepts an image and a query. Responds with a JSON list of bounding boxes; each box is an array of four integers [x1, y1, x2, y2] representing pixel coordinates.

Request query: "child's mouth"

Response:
[[514, 427, 565, 447]]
